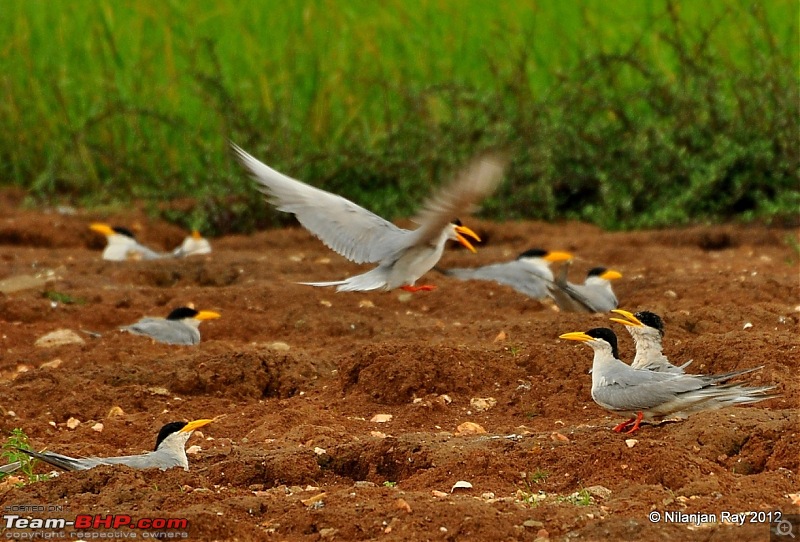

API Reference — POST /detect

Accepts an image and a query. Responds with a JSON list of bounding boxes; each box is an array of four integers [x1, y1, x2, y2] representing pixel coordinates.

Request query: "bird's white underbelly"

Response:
[[385, 243, 445, 289]]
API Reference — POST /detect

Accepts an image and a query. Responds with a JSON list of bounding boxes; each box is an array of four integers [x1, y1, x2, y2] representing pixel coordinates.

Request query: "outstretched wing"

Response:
[[409, 153, 507, 246], [232, 143, 410, 264]]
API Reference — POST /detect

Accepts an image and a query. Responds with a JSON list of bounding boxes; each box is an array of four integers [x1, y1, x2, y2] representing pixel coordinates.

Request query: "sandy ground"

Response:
[[0, 199, 798, 541]]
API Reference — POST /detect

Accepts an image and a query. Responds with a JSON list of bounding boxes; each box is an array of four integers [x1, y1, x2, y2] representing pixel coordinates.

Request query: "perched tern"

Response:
[[440, 248, 573, 299], [15, 419, 214, 472], [90, 223, 168, 261], [120, 306, 220, 345], [548, 263, 622, 313], [232, 143, 507, 292], [559, 328, 777, 434], [172, 230, 212, 258], [610, 309, 692, 373]]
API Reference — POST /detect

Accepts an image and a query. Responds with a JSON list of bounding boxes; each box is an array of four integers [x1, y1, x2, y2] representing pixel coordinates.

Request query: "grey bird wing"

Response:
[[408, 153, 507, 247], [593, 370, 707, 412], [120, 319, 198, 345], [549, 281, 616, 313], [445, 261, 550, 298], [232, 143, 409, 264]]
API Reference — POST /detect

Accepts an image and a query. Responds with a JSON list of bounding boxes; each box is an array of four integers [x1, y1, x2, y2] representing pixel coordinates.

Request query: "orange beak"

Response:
[[454, 224, 481, 253]]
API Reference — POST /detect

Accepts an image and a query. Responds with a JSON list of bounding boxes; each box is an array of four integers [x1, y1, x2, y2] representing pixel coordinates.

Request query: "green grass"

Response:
[[0, 428, 49, 484], [1, 0, 797, 233]]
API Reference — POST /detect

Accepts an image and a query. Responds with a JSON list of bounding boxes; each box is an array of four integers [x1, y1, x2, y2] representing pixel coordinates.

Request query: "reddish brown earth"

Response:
[[0, 198, 798, 541]]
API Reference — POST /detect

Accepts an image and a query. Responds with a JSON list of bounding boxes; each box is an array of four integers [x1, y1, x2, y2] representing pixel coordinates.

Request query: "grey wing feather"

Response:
[[120, 319, 198, 345], [593, 371, 707, 412], [17, 449, 93, 471], [409, 153, 507, 246], [232, 143, 409, 264], [445, 261, 550, 298]]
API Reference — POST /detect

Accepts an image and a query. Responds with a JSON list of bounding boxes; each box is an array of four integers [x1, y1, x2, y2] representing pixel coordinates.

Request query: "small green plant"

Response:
[[0, 429, 50, 484], [516, 469, 550, 507], [382, 481, 397, 488], [528, 469, 549, 484], [43, 291, 85, 305], [559, 488, 594, 507]]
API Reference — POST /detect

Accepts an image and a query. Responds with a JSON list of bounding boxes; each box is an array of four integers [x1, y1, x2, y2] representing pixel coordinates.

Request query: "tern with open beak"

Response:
[[13, 419, 214, 472], [559, 328, 777, 434], [232, 143, 507, 292], [610, 309, 692, 373], [440, 248, 573, 299]]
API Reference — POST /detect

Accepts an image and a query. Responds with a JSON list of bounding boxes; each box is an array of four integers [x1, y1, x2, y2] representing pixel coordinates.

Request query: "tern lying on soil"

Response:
[[172, 230, 213, 258], [90, 224, 211, 261], [559, 328, 777, 434], [120, 306, 220, 345], [548, 262, 622, 313], [610, 309, 692, 374], [14, 419, 214, 472], [439, 248, 573, 299], [90, 223, 169, 261], [232, 143, 507, 292]]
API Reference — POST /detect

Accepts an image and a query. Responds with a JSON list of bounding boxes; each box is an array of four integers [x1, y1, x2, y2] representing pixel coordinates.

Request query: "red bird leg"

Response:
[[612, 418, 635, 432], [624, 412, 645, 434], [400, 285, 436, 292]]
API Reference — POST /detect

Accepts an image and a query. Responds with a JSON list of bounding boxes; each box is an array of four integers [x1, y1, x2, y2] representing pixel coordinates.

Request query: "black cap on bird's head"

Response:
[[585, 327, 620, 359], [166, 307, 200, 321], [517, 248, 548, 259], [635, 311, 665, 337], [587, 267, 623, 281], [154, 419, 216, 451], [560, 327, 620, 359], [90, 223, 136, 239], [154, 421, 188, 450], [112, 227, 136, 239]]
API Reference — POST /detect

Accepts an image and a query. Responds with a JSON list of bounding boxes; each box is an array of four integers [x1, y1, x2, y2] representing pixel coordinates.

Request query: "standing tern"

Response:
[[14, 419, 214, 472], [610, 309, 692, 373], [232, 143, 507, 292], [559, 328, 777, 434], [439, 248, 573, 299], [120, 306, 220, 345], [548, 263, 622, 313], [90, 223, 169, 261]]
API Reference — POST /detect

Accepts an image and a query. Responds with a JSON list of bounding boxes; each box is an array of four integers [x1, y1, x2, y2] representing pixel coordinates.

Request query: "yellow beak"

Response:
[[90, 223, 115, 237], [544, 251, 573, 263], [601, 269, 623, 280], [179, 418, 215, 433], [558, 331, 593, 342], [194, 310, 221, 321], [454, 224, 481, 254], [609, 309, 642, 327], [191, 230, 203, 240]]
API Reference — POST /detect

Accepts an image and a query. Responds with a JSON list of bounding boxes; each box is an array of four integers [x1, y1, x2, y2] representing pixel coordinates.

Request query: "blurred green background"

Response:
[[1, 0, 797, 233]]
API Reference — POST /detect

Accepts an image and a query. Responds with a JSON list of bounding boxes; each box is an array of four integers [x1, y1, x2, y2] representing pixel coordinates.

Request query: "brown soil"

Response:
[[0, 201, 798, 541]]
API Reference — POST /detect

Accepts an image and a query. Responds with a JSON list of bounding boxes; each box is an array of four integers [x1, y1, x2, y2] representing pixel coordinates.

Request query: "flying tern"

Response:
[[232, 143, 507, 292]]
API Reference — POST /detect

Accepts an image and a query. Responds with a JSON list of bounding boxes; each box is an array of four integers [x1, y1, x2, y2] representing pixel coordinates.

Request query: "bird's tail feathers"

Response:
[[16, 448, 81, 471]]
